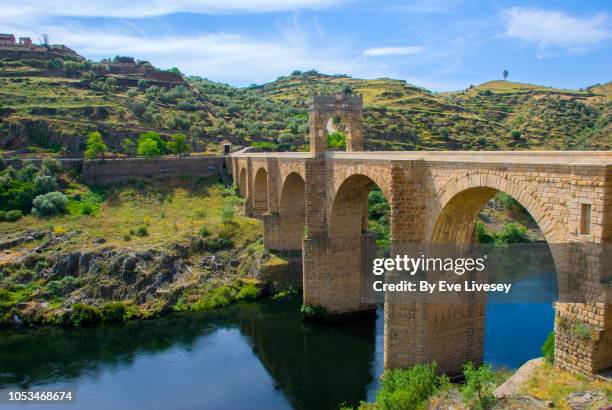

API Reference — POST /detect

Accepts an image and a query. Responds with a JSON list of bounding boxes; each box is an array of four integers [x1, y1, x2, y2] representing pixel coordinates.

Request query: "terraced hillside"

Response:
[[0, 52, 610, 155]]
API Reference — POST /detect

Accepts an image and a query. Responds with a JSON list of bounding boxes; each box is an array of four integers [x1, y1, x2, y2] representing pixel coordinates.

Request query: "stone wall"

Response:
[[82, 156, 226, 185]]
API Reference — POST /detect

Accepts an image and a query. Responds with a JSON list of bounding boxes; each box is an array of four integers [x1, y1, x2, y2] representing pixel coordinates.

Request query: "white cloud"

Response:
[[504, 8, 610, 49], [363, 46, 424, 57], [0, 0, 343, 20]]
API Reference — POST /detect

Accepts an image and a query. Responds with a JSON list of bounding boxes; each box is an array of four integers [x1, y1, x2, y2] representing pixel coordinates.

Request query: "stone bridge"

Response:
[[229, 94, 612, 378]]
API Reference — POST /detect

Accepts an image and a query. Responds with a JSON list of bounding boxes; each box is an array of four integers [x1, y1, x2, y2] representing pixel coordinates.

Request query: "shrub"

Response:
[[52, 225, 67, 236], [0, 211, 5, 221], [123, 234, 132, 241], [376, 363, 439, 410], [131, 101, 147, 117], [497, 223, 529, 244], [33, 173, 58, 194], [46, 276, 78, 298], [168, 133, 190, 155], [542, 331, 555, 364], [32, 191, 68, 216], [199, 227, 210, 237], [5, 210, 23, 222], [461, 362, 496, 410], [237, 282, 261, 301], [136, 225, 148, 236], [84, 131, 108, 159], [70, 303, 102, 326], [220, 206, 235, 225], [101, 302, 127, 322], [137, 131, 166, 157], [476, 221, 495, 244], [42, 158, 61, 174]]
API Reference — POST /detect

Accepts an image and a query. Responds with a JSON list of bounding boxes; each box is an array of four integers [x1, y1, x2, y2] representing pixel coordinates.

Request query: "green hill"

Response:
[[0, 51, 610, 156]]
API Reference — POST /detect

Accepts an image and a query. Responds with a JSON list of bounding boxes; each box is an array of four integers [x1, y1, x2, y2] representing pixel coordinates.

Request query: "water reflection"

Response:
[[0, 298, 376, 410], [0, 276, 555, 410]]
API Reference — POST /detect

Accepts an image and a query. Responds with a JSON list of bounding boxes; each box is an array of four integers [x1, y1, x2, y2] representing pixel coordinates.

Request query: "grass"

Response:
[[520, 362, 612, 409], [0, 178, 260, 253]]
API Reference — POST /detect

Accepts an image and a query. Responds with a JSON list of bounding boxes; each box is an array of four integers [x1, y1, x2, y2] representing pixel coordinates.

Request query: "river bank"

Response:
[[0, 177, 300, 328]]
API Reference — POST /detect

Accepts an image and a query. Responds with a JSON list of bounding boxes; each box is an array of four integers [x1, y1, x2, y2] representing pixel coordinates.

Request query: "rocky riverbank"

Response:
[[1, 223, 299, 327]]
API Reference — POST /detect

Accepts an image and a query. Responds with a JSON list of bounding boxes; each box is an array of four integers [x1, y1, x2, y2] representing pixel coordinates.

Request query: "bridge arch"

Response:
[[278, 172, 306, 250], [421, 171, 577, 375], [330, 173, 390, 239], [428, 172, 566, 245], [253, 167, 269, 216], [238, 167, 247, 197]]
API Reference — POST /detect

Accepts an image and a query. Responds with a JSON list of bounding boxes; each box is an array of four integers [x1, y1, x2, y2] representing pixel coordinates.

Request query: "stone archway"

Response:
[[253, 168, 268, 217], [238, 167, 247, 197], [278, 172, 306, 251], [309, 93, 364, 155], [303, 173, 388, 314]]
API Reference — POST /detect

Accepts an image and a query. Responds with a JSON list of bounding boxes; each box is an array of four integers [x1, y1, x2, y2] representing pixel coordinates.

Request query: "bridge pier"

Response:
[[303, 232, 377, 315]]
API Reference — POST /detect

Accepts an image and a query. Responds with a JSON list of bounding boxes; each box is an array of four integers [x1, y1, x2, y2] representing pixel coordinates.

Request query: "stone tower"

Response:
[[309, 93, 364, 156]]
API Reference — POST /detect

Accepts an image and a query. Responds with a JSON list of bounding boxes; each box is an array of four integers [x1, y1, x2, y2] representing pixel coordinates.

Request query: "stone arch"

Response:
[[330, 174, 388, 239], [253, 167, 269, 216], [310, 93, 363, 154], [238, 167, 247, 197], [428, 172, 565, 245], [278, 172, 306, 250], [422, 172, 572, 375]]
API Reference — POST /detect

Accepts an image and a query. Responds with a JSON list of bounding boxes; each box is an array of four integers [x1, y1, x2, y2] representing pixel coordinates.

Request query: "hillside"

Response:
[[0, 49, 610, 156]]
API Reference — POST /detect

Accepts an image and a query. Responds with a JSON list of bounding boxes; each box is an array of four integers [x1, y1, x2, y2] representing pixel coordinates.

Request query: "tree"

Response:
[[137, 138, 161, 157], [84, 131, 108, 159], [122, 139, 136, 156], [138, 131, 167, 154], [503, 69, 509, 81], [39, 33, 50, 46], [168, 133, 190, 155], [461, 362, 496, 409]]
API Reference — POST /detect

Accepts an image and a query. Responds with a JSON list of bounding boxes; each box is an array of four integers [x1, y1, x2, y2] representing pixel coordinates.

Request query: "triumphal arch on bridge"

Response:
[[229, 93, 612, 377]]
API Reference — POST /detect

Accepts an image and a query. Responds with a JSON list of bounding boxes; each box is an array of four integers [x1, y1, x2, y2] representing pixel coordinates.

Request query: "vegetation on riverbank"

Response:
[[0, 175, 290, 328]]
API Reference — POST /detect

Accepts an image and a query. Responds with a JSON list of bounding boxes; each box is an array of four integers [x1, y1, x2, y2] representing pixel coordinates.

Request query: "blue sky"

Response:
[[1, 0, 610, 90]]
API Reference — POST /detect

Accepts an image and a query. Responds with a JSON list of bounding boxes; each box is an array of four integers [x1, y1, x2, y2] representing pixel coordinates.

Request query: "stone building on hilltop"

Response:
[[0, 34, 16, 45]]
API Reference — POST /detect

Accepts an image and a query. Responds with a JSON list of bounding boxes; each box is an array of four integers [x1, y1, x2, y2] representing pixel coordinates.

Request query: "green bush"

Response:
[[461, 362, 496, 410], [101, 302, 127, 322], [70, 303, 102, 326], [33, 174, 58, 194], [42, 159, 61, 174], [497, 223, 529, 244], [220, 205, 235, 225], [5, 210, 23, 222], [237, 282, 261, 300], [376, 363, 439, 410], [476, 221, 495, 244], [199, 227, 210, 237], [84, 131, 108, 159], [46, 276, 79, 298], [300, 304, 328, 320], [542, 331, 555, 364], [136, 225, 148, 236], [32, 191, 68, 216]]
